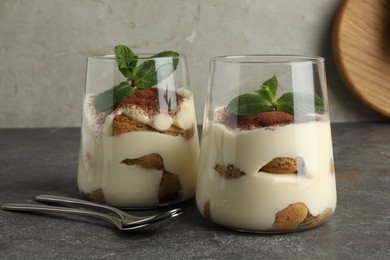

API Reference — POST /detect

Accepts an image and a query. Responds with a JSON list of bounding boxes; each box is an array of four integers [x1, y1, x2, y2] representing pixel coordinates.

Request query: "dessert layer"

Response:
[[112, 114, 195, 139], [78, 124, 199, 207], [78, 86, 199, 207], [196, 120, 336, 231], [215, 107, 295, 130], [113, 87, 194, 131], [85, 87, 195, 137]]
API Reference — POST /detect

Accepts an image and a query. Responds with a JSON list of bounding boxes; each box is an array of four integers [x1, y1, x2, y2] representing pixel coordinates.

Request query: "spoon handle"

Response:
[[35, 194, 127, 219], [2, 203, 122, 229]]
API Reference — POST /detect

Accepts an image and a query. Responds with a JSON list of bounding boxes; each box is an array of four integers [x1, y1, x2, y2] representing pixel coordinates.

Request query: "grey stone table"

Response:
[[0, 124, 389, 260]]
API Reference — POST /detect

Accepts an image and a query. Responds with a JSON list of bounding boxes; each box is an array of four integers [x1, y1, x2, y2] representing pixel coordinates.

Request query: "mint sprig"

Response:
[[132, 51, 179, 89], [93, 45, 180, 112], [94, 81, 134, 113], [255, 75, 278, 102], [227, 75, 325, 116], [276, 92, 325, 115], [227, 93, 273, 116], [114, 45, 138, 78]]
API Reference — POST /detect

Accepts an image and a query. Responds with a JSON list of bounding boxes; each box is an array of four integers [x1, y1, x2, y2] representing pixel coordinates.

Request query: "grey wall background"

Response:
[[0, 0, 388, 128]]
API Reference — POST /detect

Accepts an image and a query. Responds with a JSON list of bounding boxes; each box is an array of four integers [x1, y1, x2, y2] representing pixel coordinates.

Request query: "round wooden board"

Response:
[[333, 0, 390, 118]]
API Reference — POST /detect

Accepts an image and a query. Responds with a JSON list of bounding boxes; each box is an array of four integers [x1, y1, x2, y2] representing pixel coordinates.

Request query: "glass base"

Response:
[[202, 208, 333, 234], [80, 190, 188, 209]]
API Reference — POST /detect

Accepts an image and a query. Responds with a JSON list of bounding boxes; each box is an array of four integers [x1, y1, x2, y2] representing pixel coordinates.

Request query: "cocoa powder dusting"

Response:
[[217, 108, 295, 130], [115, 88, 184, 116]]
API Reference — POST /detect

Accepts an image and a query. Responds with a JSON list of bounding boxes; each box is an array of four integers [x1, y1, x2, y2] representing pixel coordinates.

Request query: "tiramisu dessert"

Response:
[[78, 46, 199, 207], [196, 75, 336, 232]]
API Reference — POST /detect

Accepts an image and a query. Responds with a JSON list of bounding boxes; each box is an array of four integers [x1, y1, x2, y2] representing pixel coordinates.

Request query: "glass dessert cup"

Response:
[[78, 53, 199, 208], [196, 55, 337, 233]]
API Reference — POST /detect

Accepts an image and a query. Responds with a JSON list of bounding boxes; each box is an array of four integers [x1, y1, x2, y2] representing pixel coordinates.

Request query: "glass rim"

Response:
[[87, 53, 187, 61], [211, 54, 324, 64]]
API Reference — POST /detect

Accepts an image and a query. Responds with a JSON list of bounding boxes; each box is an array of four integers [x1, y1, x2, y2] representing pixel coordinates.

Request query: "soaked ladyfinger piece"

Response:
[[121, 153, 164, 170], [260, 157, 304, 174], [204, 200, 211, 219], [158, 171, 182, 203], [272, 203, 309, 231], [214, 164, 246, 179]]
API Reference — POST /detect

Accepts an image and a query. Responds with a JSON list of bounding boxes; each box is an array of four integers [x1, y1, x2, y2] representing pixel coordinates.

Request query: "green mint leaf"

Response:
[[133, 61, 158, 89], [256, 75, 278, 102], [93, 47, 180, 112], [227, 93, 273, 116], [114, 45, 138, 78], [134, 51, 180, 89], [94, 81, 134, 112], [276, 92, 325, 115], [152, 51, 180, 70]]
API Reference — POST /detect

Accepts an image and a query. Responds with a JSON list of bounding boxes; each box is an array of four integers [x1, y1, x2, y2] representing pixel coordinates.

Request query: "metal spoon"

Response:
[[35, 194, 182, 227], [2, 196, 182, 231]]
